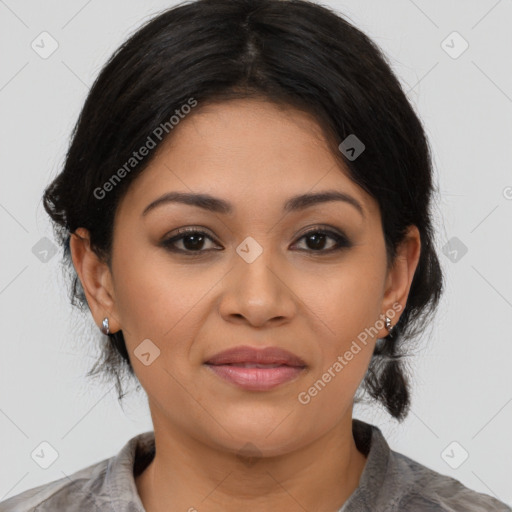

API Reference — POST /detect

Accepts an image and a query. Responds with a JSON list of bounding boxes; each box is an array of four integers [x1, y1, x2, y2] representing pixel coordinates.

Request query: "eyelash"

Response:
[[161, 226, 352, 256]]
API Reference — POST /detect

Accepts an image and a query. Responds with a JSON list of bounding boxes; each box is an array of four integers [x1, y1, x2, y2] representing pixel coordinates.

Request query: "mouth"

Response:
[[204, 345, 307, 391]]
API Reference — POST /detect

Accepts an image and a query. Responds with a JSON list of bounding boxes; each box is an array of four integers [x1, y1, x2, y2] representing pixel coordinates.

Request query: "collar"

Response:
[[104, 419, 389, 511]]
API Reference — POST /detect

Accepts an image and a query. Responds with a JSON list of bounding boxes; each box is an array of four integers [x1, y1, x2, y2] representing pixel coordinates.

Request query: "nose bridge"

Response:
[[234, 234, 281, 294], [218, 233, 295, 324]]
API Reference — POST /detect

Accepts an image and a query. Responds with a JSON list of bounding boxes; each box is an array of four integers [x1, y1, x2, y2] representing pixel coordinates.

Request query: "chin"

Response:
[[202, 420, 309, 458]]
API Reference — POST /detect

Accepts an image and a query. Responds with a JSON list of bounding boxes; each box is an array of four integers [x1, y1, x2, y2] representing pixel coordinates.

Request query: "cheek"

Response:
[[111, 243, 225, 369], [294, 269, 381, 421], [295, 253, 385, 395], [304, 256, 385, 342], [112, 235, 194, 330]]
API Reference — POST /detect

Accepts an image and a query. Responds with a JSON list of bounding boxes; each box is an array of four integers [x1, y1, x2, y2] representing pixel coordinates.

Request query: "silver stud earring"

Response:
[[385, 316, 394, 335], [101, 317, 110, 335]]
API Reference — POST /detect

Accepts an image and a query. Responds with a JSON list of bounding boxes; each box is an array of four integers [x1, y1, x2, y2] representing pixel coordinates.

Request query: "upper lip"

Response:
[[205, 345, 307, 367]]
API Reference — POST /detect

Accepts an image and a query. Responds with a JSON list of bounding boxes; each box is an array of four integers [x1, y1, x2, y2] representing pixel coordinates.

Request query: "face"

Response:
[[72, 98, 420, 456]]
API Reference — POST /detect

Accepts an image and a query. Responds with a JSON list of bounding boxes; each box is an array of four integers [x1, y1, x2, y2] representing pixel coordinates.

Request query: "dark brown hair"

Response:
[[43, 0, 443, 420]]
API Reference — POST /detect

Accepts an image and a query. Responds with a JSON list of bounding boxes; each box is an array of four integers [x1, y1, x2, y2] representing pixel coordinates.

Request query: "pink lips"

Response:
[[204, 345, 307, 391]]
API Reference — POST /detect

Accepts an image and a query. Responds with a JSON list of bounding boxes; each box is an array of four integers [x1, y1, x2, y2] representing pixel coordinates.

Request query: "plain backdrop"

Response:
[[1, 0, 511, 506]]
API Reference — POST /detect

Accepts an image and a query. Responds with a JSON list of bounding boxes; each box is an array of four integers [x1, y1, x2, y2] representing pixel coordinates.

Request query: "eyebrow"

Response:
[[141, 190, 365, 218]]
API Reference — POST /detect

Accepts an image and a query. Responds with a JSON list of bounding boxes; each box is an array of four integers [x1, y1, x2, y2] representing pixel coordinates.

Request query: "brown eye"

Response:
[[293, 228, 352, 253], [161, 226, 352, 256], [161, 228, 220, 254]]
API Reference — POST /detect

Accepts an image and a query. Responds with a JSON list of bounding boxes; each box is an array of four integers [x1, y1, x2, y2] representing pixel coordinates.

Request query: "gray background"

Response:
[[1, 0, 511, 505]]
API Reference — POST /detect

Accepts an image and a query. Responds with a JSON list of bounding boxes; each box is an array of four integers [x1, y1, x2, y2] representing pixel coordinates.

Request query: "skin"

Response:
[[70, 98, 421, 512]]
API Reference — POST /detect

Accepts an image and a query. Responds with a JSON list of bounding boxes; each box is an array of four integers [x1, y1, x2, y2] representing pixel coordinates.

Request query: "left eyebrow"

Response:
[[141, 190, 365, 218]]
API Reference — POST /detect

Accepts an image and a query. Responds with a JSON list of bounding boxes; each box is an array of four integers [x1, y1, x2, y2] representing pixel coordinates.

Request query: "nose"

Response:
[[217, 240, 297, 328]]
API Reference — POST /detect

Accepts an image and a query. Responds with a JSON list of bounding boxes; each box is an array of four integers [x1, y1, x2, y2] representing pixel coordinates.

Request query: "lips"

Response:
[[204, 345, 307, 367], [204, 345, 307, 391]]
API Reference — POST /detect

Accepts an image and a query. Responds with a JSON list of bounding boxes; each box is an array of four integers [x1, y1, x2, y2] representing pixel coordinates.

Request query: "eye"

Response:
[[161, 227, 220, 254], [292, 227, 352, 253], [160, 226, 352, 255]]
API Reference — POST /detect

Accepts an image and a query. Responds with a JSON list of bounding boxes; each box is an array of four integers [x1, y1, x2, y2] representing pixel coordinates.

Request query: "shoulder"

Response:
[[350, 420, 511, 512], [0, 457, 110, 512], [0, 431, 154, 512], [388, 449, 511, 511]]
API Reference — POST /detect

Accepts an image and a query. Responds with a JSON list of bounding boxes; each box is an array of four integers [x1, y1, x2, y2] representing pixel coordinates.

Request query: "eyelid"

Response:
[[292, 226, 352, 251], [161, 226, 221, 254], [161, 224, 352, 254]]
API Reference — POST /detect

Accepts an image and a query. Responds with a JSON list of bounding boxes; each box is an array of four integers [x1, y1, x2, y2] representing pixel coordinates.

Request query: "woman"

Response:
[[2, 0, 510, 510]]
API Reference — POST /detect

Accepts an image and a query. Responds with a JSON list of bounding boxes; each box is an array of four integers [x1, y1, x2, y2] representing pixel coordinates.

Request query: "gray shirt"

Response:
[[1, 419, 510, 511]]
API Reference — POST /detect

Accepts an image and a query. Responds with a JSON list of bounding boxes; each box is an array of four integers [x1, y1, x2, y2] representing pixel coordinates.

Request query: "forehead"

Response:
[[116, 99, 377, 221]]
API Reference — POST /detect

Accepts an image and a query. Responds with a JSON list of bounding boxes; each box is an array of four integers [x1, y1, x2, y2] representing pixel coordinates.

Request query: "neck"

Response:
[[135, 413, 367, 512]]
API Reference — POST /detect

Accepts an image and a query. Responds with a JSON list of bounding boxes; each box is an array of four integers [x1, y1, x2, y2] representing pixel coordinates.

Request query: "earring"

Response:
[[100, 317, 110, 335], [385, 316, 394, 335]]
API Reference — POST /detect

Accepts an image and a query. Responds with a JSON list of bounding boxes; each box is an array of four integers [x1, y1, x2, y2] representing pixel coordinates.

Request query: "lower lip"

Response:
[[205, 364, 305, 391]]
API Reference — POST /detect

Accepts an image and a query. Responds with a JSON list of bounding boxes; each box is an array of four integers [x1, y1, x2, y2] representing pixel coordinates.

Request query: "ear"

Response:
[[378, 224, 421, 336], [69, 227, 121, 334]]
